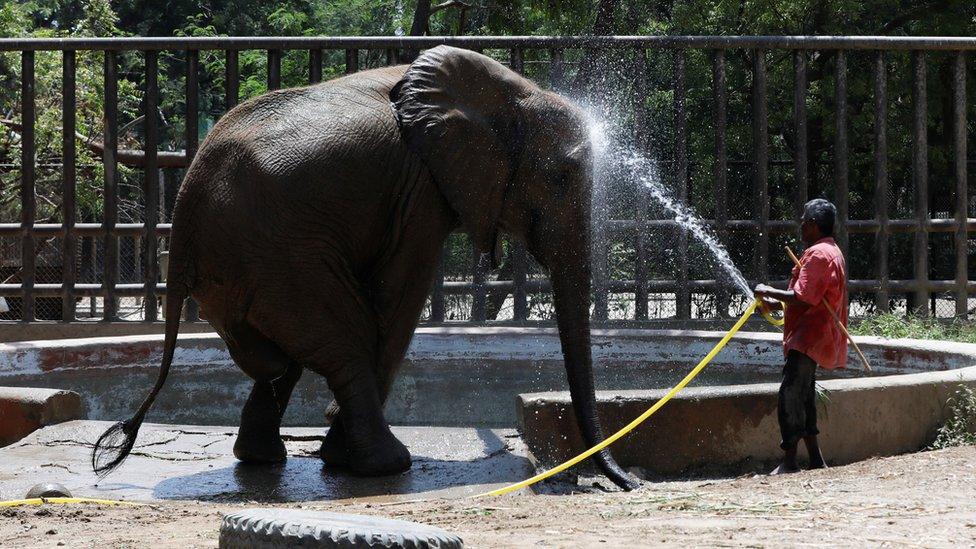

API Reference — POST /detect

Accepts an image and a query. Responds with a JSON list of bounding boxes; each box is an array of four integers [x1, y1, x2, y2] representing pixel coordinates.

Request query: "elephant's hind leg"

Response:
[[247, 274, 412, 477], [223, 321, 303, 464]]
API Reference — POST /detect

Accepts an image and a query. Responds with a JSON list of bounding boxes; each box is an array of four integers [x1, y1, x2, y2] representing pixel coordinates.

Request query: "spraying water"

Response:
[[584, 111, 754, 301]]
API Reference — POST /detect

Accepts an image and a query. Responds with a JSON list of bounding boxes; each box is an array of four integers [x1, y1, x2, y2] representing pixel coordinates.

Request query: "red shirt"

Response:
[[784, 237, 848, 370]]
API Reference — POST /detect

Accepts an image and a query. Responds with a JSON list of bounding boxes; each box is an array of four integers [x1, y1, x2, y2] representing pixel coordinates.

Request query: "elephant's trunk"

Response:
[[548, 240, 639, 491]]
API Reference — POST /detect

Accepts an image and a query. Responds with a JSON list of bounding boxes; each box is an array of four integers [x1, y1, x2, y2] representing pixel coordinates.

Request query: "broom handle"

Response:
[[785, 246, 872, 372]]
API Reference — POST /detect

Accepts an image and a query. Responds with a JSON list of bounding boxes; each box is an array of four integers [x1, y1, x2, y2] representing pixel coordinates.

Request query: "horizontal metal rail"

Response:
[[4, 35, 976, 51]]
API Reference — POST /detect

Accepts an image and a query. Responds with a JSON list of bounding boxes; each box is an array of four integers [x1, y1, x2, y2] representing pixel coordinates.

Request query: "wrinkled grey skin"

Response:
[[92, 46, 638, 491]]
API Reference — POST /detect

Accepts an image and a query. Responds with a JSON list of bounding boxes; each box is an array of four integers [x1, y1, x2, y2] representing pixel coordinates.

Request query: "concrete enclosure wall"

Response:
[[517, 337, 976, 476], [0, 328, 965, 434]]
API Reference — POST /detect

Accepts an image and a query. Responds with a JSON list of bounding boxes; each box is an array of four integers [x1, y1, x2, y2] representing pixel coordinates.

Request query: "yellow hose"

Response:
[[477, 299, 763, 497], [0, 497, 144, 508]]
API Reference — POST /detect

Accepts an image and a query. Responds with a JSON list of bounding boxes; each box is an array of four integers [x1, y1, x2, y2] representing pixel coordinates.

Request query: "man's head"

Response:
[[800, 198, 836, 245]]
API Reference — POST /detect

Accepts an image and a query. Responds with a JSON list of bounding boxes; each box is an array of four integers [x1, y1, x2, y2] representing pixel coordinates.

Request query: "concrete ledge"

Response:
[[0, 386, 83, 446], [518, 339, 976, 476]]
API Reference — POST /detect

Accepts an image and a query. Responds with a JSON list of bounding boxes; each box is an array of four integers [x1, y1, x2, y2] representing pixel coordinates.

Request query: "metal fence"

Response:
[[0, 36, 972, 325]]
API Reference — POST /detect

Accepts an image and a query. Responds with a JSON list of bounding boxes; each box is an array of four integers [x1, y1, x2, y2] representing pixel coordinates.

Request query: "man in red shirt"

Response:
[[754, 198, 848, 474]]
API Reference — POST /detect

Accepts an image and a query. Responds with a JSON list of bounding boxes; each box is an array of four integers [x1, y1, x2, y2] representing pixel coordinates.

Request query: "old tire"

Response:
[[25, 483, 71, 499], [219, 508, 463, 548]]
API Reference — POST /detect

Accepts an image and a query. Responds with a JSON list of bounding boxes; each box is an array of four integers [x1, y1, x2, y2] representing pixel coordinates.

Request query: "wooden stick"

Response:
[[786, 246, 872, 372]]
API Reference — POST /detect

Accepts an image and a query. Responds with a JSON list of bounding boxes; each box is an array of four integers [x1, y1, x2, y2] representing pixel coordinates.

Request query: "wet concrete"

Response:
[[0, 420, 535, 503]]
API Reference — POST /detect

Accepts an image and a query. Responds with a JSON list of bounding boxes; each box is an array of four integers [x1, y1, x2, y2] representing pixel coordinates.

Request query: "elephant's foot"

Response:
[[348, 431, 412, 477], [322, 423, 411, 477], [319, 421, 349, 467], [233, 431, 286, 463]]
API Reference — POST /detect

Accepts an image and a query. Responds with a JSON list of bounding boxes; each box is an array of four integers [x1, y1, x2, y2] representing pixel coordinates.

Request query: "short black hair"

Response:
[[803, 198, 836, 237]]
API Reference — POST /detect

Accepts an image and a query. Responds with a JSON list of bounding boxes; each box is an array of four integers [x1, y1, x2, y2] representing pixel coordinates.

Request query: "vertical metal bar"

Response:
[[143, 50, 159, 322], [225, 50, 239, 110], [509, 48, 524, 73], [267, 49, 281, 90], [752, 50, 769, 289], [430, 251, 445, 322], [873, 51, 889, 312], [550, 48, 564, 90], [713, 50, 729, 318], [794, 50, 808, 216], [510, 48, 528, 322], [309, 49, 322, 84], [386, 48, 396, 66], [103, 50, 118, 321], [952, 51, 968, 318], [633, 48, 650, 321], [20, 51, 35, 322], [592, 183, 609, 321], [911, 51, 929, 316], [184, 50, 200, 321], [62, 50, 76, 322], [471, 249, 487, 322], [345, 49, 358, 74], [674, 49, 690, 319], [512, 241, 528, 322], [834, 51, 850, 257]]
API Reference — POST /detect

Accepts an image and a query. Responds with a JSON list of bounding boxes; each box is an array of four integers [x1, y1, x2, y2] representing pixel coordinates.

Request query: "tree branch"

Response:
[[1, 118, 188, 168]]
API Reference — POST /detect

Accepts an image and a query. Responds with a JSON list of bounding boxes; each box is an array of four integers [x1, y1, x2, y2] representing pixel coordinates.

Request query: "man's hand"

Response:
[[754, 283, 776, 297], [753, 284, 783, 315]]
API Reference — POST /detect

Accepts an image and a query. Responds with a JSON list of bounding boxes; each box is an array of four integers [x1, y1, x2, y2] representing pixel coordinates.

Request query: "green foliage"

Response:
[[930, 384, 976, 450], [850, 314, 976, 344]]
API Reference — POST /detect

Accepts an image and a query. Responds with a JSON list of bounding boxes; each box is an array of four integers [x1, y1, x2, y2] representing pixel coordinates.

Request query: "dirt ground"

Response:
[[3, 445, 975, 548]]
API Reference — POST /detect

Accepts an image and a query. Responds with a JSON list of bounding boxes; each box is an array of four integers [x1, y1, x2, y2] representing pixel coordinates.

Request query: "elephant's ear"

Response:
[[391, 45, 529, 262]]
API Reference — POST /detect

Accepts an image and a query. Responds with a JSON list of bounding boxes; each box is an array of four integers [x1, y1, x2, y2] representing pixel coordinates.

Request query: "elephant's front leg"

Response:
[[222, 322, 303, 464]]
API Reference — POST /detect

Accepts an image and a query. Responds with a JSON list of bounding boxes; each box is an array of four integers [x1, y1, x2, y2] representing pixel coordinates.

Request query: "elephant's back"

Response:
[[202, 65, 409, 179], [172, 64, 432, 294]]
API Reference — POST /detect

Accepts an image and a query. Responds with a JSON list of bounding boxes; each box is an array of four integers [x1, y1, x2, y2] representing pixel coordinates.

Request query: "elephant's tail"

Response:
[[91, 278, 188, 477]]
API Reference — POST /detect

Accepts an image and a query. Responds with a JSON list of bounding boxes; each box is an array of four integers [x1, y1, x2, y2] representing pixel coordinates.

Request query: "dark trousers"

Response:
[[779, 350, 819, 450]]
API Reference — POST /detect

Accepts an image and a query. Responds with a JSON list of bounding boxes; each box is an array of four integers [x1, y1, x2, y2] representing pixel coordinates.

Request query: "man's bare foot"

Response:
[[770, 462, 801, 475]]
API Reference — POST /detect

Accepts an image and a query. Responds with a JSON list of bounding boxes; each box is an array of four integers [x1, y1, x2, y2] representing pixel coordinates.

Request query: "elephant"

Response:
[[91, 45, 638, 491]]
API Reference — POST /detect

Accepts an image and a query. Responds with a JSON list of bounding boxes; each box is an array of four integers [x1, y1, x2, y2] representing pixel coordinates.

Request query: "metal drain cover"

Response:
[[220, 508, 463, 548]]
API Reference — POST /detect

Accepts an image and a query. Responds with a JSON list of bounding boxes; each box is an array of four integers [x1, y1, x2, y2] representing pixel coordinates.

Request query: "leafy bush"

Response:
[[930, 385, 976, 450], [850, 314, 976, 344]]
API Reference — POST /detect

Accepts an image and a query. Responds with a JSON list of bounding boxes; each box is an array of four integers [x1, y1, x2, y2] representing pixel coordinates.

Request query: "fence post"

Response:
[[61, 50, 76, 322], [752, 50, 769, 292], [834, 51, 849, 258], [309, 49, 322, 84], [952, 51, 968, 318], [873, 51, 889, 313], [510, 48, 528, 322], [794, 50, 808, 216], [184, 50, 200, 321], [633, 48, 651, 321], [102, 50, 118, 322], [20, 51, 35, 322], [471, 249, 488, 322], [267, 49, 281, 90], [674, 49, 690, 320], [226, 50, 239, 109], [911, 51, 929, 316], [345, 49, 358, 74], [143, 51, 159, 322], [713, 50, 729, 318]]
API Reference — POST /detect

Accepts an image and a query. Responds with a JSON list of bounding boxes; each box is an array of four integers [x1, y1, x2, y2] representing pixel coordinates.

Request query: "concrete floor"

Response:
[[0, 421, 536, 503]]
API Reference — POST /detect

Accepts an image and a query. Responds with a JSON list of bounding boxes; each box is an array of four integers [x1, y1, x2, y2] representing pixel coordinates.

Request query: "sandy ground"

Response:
[[2, 445, 976, 548]]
